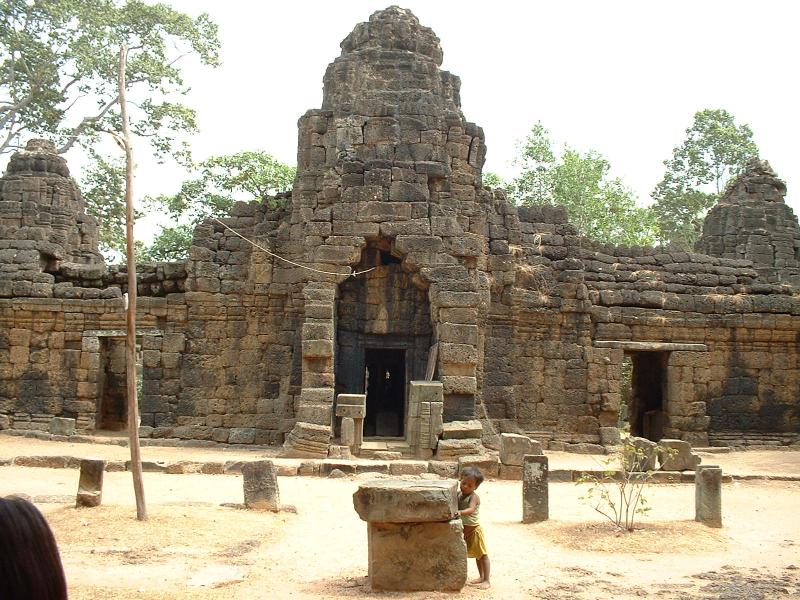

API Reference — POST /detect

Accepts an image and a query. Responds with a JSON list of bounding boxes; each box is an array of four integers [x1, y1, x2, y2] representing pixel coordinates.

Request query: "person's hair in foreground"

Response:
[[0, 495, 68, 600]]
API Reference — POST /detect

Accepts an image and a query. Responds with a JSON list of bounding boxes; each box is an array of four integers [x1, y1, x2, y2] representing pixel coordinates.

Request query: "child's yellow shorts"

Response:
[[465, 524, 488, 558]]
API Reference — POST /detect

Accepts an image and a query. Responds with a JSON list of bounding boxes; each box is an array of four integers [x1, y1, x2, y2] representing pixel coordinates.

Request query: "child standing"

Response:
[[456, 466, 491, 588]]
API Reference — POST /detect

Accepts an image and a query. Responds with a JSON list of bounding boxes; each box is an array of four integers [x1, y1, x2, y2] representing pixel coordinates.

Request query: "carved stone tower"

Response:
[[696, 158, 800, 287]]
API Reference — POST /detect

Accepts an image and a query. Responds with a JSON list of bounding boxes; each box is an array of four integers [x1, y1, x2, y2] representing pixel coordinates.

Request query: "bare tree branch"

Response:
[[56, 95, 120, 154]]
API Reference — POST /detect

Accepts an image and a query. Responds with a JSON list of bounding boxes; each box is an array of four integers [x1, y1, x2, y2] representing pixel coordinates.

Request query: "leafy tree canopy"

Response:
[[137, 224, 193, 262], [1, 0, 221, 257], [651, 109, 759, 249], [508, 123, 658, 246], [1, 0, 220, 158], [481, 171, 506, 189], [144, 150, 296, 261]]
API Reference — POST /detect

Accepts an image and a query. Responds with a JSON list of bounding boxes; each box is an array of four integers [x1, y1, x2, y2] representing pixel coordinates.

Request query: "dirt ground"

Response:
[[2, 449, 799, 599]]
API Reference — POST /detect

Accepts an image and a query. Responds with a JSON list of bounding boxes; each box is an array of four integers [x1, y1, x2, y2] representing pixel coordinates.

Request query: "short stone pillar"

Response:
[[695, 465, 722, 527], [242, 460, 280, 511], [76, 459, 106, 507], [336, 394, 366, 455], [522, 454, 548, 523], [353, 479, 466, 592]]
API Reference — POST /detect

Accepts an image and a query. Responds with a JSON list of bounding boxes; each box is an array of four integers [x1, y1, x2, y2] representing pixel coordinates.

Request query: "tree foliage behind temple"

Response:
[[1, 0, 221, 257], [507, 123, 659, 247], [651, 109, 760, 250], [143, 150, 296, 262]]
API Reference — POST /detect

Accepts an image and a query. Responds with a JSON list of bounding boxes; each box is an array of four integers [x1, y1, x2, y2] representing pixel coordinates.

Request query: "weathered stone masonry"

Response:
[[1, 7, 798, 449]]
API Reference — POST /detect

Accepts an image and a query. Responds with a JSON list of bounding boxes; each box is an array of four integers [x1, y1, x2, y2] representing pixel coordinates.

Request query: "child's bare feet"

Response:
[[469, 578, 483, 585], [475, 581, 491, 589]]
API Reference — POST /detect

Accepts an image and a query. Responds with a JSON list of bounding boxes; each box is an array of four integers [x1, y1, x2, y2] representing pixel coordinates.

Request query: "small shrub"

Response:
[[577, 438, 675, 532]]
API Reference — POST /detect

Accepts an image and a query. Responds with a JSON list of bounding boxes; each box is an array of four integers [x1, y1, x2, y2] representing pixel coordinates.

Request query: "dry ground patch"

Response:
[[3, 464, 799, 599]]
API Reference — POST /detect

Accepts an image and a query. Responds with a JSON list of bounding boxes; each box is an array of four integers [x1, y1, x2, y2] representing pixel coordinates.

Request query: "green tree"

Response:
[[482, 171, 506, 189], [79, 149, 129, 258], [651, 109, 759, 249], [144, 150, 296, 261], [1, 0, 221, 251], [137, 225, 193, 262], [509, 123, 658, 246]]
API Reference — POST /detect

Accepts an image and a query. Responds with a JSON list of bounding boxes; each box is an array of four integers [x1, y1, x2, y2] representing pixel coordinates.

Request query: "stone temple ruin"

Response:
[[1, 7, 798, 455]]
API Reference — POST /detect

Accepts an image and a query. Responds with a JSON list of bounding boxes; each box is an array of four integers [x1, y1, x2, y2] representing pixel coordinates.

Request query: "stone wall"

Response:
[[1, 7, 798, 448]]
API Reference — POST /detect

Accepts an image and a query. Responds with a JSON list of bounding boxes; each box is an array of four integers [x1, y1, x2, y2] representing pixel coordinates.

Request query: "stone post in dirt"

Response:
[[522, 454, 549, 523], [76, 459, 106, 507], [242, 460, 280, 511], [695, 465, 722, 527], [353, 479, 467, 591]]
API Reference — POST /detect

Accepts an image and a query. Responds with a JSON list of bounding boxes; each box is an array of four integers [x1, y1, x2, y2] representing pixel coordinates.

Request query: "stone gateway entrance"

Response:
[[335, 241, 432, 438]]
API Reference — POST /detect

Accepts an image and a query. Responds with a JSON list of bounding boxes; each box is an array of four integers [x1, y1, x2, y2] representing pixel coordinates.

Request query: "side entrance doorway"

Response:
[[623, 351, 667, 441]]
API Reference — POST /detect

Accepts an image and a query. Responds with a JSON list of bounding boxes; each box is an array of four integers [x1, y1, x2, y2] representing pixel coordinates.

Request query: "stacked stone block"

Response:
[[336, 393, 366, 455], [406, 381, 444, 458], [353, 479, 466, 591]]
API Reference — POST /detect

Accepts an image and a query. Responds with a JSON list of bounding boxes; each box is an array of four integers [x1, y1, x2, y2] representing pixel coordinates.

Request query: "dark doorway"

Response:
[[364, 348, 405, 437], [98, 338, 128, 431], [625, 352, 667, 441]]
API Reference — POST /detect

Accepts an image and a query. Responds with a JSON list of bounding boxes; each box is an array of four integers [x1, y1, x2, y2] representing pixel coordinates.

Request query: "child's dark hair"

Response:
[[0, 495, 68, 600], [460, 466, 484, 487]]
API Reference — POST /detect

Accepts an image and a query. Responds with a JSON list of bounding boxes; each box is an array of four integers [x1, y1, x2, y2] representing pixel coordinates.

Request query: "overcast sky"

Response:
[[14, 1, 800, 239]]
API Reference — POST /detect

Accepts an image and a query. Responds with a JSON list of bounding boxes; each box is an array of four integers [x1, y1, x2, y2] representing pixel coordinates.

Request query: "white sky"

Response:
[[10, 1, 800, 241]]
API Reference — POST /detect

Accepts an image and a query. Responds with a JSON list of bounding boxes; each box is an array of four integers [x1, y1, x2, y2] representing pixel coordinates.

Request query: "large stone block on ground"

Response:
[[625, 436, 658, 472], [658, 439, 701, 471], [599, 426, 621, 446], [49, 417, 76, 436], [458, 454, 500, 478], [76, 458, 106, 507], [499, 433, 542, 466], [353, 479, 458, 523], [242, 460, 280, 511], [435, 438, 484, 460], [441, 419, 483, 439], [367, 521, 466, 591]]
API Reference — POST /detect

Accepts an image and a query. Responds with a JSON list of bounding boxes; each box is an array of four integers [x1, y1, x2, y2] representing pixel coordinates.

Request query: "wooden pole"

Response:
[[119, 44, 147, 520]]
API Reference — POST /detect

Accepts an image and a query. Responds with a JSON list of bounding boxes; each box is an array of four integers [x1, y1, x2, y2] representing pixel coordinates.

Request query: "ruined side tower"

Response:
[[696, 159, 800, 287], [0, 139, 104, 298]]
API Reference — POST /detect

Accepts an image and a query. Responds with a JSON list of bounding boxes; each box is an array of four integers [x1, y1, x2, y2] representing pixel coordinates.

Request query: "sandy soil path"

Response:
[[1, 463, 798, 599]]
